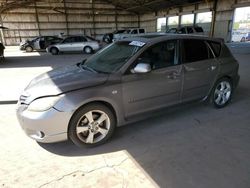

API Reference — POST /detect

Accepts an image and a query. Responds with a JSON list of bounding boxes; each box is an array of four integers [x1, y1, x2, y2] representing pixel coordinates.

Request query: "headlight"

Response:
[[27, 96, 61, 112]]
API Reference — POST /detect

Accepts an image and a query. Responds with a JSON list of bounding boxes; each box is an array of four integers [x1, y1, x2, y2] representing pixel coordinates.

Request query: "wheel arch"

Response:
[[50, 46, 59, 52], [67, 100, 119, 133]]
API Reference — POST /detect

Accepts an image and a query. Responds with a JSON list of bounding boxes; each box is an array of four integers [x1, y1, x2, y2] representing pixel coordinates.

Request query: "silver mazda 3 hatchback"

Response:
[[16, 35, 240, 147]]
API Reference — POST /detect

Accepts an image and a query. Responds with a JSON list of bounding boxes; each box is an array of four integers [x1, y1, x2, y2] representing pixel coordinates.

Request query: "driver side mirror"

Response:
[[132, 63, 151, 73]]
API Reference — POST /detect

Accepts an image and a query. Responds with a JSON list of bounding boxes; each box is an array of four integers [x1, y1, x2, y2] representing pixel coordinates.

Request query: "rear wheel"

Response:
[[84, 46, 93, 54], [25, 46, 33, 52], [50, 47, 59, 55], [211, 78, 233, 108], [68, 104, 116, 147]]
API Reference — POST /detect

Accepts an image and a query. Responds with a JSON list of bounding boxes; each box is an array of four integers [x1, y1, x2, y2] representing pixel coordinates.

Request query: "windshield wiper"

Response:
[[81, 64, 97, 73]]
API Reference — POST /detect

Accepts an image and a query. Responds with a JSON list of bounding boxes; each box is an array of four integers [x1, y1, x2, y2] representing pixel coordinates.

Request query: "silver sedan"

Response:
[[46, 35, 101, 55]]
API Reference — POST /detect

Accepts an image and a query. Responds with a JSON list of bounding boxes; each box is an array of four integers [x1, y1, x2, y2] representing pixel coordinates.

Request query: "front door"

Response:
[[181, 39, 219, 102], [122, 40, 183, 118]]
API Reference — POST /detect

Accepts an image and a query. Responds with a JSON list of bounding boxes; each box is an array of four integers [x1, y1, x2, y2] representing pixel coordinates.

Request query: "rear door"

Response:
[[122, 40, 183, 118], [71, 36, 87, 51], [181, 39, 219, 102]]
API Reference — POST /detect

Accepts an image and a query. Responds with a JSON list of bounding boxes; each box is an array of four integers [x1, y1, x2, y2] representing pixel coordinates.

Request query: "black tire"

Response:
[[84, 46, 93, 54], [25, 46, 33, 52], [211, 78, 233, 108], [68, 103, 116, 147], [50, 47, 59, 55]]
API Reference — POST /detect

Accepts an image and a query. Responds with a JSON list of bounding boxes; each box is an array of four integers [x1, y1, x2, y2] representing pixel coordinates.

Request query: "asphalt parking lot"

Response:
[[0, 45, 250, 188]]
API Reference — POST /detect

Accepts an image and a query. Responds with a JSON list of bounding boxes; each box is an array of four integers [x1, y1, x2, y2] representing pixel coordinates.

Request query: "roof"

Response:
[[0, 0, 204, 14], [122, 34, 224, 44]]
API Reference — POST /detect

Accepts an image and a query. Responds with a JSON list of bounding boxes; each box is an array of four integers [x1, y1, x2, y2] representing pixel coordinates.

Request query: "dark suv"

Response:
[[17, 35, 240, 147]]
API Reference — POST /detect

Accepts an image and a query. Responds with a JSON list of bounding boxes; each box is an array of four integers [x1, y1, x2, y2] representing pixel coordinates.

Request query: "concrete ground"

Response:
[[0, 46, 250, 188]]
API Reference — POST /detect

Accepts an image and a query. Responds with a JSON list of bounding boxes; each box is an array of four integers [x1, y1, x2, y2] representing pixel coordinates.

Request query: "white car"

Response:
[[46, 36, 101, 55]]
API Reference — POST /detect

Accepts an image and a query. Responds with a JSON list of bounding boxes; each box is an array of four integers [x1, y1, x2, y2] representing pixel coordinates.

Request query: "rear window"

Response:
[[208, 41, 221, 57], [194, 27, 204, 33], [182, 39, 209, 63]]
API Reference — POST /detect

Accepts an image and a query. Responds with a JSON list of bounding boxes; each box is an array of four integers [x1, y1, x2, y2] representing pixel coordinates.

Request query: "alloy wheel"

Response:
[[76, 110, 110, 144], [214, 81, 232, 106]]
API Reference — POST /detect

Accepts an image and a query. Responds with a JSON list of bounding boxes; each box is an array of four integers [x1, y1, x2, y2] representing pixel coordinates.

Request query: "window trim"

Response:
[[124, 39, 180, 74]]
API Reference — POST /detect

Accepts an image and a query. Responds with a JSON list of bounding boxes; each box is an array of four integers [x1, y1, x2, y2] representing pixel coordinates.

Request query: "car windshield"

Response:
[[83, 41, 144, 73]]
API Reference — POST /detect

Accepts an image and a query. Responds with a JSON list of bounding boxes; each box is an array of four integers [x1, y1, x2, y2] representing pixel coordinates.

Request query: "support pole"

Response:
[[63, 0, 69, 35], [0, 14, 6, 45], [34, 1, 41, 36], [115, 6, 118, 30], [91, 0, 96, 37], [211, 0, 218, 37]]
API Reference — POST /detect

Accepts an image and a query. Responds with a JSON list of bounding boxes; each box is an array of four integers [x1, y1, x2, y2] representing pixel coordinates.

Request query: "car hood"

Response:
[[24, 63, 109, 99]]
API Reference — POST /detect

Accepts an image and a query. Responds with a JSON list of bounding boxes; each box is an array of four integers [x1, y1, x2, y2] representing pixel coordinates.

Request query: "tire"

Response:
[[241, 37, 246, 42], [50, 47, 59, 55], [25, 46, 33, 52], [68, 104, 116, 147], [211, 78, 233, 108], [84, 46, 93, 54]]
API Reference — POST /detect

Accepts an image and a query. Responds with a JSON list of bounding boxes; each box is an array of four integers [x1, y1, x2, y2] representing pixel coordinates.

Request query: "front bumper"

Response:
[[16, 103, 72, 143]]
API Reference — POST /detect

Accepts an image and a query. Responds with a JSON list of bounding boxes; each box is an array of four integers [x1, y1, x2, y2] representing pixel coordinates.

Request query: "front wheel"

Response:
[[68, 104, 116, 147], [211, 78, 233, 108], [25, 46, 33, 52]]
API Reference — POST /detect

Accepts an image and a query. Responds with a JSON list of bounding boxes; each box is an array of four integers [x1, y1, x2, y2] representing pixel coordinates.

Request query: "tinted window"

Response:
[[139, 29, 145, 33], [182, 39, 209, 63], [187, 27, 194, 33], [179, 28, 186, 34], [194, 27, 204, 32], [131, 30, 138, 34], [63, 37, 75, 43], [138, 40, 177, 70], [208, 41, 221, 57], [77, 36, 87, 42]]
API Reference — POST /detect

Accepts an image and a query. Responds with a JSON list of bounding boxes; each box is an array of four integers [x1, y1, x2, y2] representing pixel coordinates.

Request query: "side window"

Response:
[[131, 29, 138, 34], [208, 41, 221, 57], [137, 40, 177, 70], [179, 28, 186, 34], [139, 29, 145, 33], [187, 27, 194, 34], [182, 39, 209, 63], [63, 37, 74, 43]]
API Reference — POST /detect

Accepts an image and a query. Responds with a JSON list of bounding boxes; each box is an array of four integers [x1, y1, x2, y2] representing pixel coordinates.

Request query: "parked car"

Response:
[[102, 29, 127, 43], [240, 32, 250, 42], [17, 34, 239, 147], [20, 36, 63, 52], [167, 26, 204, 35], [46, 35, 100, 55], [0, 42, 5, 63], [112, 28, 146, 41]]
